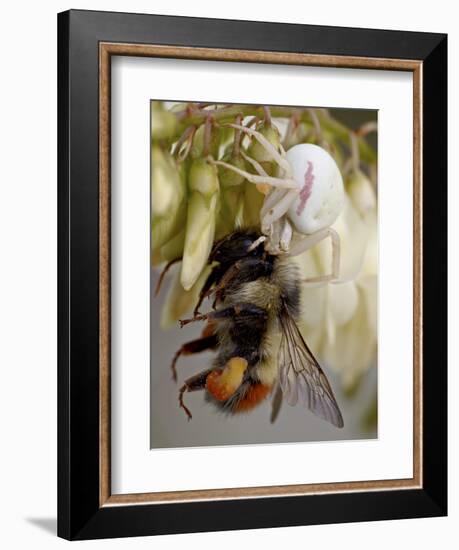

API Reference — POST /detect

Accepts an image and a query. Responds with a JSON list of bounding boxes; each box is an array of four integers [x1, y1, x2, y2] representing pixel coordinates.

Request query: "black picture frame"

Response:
[[58, 9, 447, 540]]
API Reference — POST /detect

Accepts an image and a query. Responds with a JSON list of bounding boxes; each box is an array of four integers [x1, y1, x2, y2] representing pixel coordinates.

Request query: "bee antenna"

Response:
[[155, 257, 181, 296]]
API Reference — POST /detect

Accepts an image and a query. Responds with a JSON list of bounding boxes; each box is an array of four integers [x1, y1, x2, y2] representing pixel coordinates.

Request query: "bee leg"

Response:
[[260, 188, 298, 231], [181, 301, 268, 328], [178, 368, 213, 420], [178, 386, 193, 420], [179, 302, 268, 328], [171, 334, 218, 382], [210, 258, 275, 308], [193, 264, 225, 316], [179, 312, 208, 327], [209, 260, 244, 307]]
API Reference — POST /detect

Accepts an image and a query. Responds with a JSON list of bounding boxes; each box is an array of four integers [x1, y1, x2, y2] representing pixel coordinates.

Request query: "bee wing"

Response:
[[278, 309, 344, 428], [270, 383, 283, 424]]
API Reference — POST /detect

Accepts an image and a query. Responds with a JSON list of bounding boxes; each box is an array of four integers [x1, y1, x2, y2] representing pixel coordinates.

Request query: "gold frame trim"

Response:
[[99, 43, 423, 507]]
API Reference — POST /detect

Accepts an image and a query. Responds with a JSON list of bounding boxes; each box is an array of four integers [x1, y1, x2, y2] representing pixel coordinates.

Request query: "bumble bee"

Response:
[[168, 229, 344, 428]]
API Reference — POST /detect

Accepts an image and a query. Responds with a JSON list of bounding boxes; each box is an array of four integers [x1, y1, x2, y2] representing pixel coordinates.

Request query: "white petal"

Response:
[[322, 286, 376, 380], [298, 322, 324, 352], [290, 252, 327, 327], [301, 284, 327, 327], [358, 274, 378, 336], [329, 281, 359, 326], [361, 210, 378, 276]]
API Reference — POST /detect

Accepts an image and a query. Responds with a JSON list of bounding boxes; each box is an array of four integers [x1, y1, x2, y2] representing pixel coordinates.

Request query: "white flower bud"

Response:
[[218, 154, 246, 188], [151, 102, 177, 141], [160, 229, 185, 263], [284, 122, 312, 149], [190, 124, 220, 159], [181, 193, 218, 291], [151, 145, 176, 217], [180, 159, 220, 290], [242, 181, 264, 227], [247, 124, 280, 163], [151, 150, 186, 249], [347, 170, 376, 216], [188, 159, 219, 197]]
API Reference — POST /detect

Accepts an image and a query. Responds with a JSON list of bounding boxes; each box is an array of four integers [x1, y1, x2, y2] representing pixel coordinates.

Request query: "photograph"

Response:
[[150, 101, 378, 449]]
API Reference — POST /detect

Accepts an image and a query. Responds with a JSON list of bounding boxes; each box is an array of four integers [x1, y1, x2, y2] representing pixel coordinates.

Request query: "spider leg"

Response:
[[278, 141, 288, 160], [289, 227, 341, 285], [260, 188, 290, 219], [279, 218, 293, 251], [260, 188, 298, 231], [225, 123, 293, 177], [239, 151, 273, 195], [210, 159, 297, 189], [240, 150, 269, 177]]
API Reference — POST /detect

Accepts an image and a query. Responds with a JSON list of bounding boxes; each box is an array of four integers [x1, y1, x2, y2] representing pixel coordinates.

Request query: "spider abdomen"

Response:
[[286, 143, 345, 235]]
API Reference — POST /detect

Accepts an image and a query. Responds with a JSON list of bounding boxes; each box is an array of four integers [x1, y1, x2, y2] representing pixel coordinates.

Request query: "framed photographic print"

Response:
[[57, 9, 447, 540]]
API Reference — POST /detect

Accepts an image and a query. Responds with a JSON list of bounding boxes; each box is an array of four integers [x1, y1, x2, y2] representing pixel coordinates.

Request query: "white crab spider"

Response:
[[212, 123, 345, 284]]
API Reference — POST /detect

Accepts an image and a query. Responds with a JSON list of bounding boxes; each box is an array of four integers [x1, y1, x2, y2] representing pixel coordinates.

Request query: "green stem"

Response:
[[173, 104, 377, 165]]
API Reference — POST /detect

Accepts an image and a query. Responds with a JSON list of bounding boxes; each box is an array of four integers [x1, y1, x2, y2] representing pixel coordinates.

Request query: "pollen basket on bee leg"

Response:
[[205, 357, 248, 401]]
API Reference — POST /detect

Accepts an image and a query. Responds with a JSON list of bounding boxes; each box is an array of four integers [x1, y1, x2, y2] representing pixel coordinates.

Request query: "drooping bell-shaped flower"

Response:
[[346, 169, 376, 217], [151, 101, 178, 142], [181, 159, 220, 291], [247, 122, 281, 181], [151, 146, 186, 250], [216, 150, 247, 236]]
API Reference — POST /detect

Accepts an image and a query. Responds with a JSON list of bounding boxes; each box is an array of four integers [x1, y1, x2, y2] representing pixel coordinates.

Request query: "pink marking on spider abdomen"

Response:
[[296, 161, 315, 216]]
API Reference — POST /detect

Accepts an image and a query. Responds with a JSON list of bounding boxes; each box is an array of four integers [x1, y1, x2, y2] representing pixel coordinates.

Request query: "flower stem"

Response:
[[174, 103, 376, 164]]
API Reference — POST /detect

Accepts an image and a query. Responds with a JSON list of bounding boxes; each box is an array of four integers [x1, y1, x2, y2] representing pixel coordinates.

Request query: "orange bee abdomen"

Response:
[[233, 383, 272, 412]]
